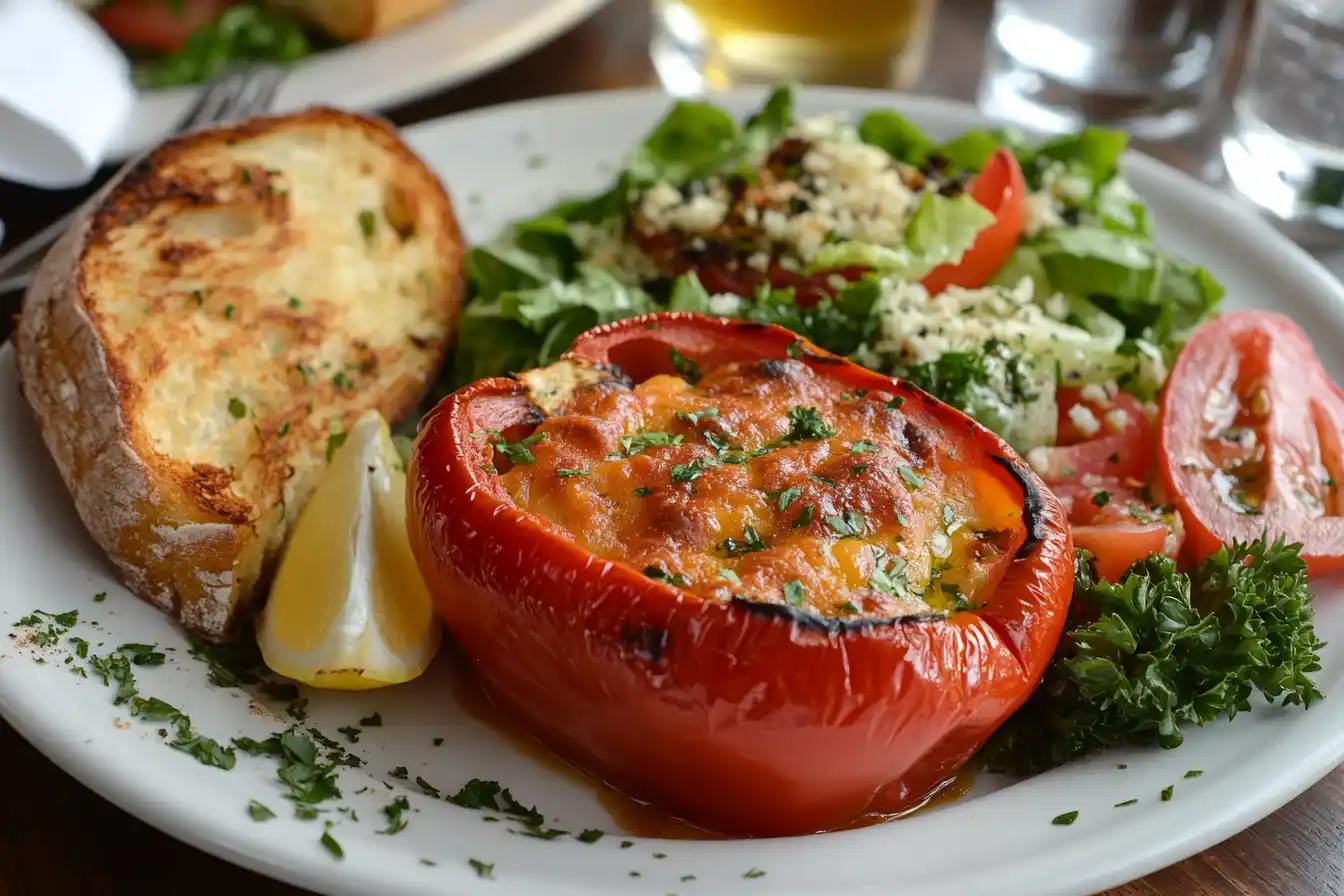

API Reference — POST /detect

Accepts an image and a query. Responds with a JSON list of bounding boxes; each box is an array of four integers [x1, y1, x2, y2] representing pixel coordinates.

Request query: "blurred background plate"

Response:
[[108, 0, 612, 159]]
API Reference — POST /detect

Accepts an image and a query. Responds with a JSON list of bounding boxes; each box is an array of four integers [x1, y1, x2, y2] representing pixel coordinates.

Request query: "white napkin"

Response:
[[0, 0, 135, 188]]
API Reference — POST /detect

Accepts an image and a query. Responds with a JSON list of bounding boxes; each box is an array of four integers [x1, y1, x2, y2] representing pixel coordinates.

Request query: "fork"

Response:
[[0, 63, 288, 296]]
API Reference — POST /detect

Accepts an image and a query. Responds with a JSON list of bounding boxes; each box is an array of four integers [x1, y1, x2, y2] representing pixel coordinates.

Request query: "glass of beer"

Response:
[[651, 0, 939, 95]]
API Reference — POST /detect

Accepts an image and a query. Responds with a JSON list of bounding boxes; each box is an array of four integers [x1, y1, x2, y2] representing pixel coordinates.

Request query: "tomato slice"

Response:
[[1049, 479, 1183, 582], [919, 148, 1027, 295], [1025, 387, 1153, 482], [97, 0, 233, 52], [1158, 310, 1344, 575]]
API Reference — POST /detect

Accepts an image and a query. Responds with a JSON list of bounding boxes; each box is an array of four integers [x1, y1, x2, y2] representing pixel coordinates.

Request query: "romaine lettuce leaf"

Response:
[[1027, 226, 1223, 346], [453, 267, 657, 384], [857, 110, 933, 166], [809, 192, 995, 278], [741, 84, 796, 158]]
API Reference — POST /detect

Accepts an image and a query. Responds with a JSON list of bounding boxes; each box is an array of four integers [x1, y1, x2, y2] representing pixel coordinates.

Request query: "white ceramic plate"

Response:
[[5, 87, 1344, 896], [109, 0, 610, 159]]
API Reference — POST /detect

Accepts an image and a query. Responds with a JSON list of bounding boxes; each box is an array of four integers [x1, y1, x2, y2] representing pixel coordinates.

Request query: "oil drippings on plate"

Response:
[[444, 644, 717, 839], [445, 642, 974, 838]]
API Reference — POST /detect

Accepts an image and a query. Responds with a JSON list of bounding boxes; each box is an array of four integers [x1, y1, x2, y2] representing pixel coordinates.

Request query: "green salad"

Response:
[[456, 84, 1221, 456]]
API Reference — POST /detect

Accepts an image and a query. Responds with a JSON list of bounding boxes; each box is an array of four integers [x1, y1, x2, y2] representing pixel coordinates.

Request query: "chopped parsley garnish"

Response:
[[376, 800, 405, 832], [359, 712, 382, 727], [288, 296, 301, 309], [248, 801, 275, 821], [886, 396, 905, 410], [1114, 799, 1138, 808], [768, 486, 802, 510], [786, 341, 805, 359], [634, 486, 653, 496], [620, 841, 634, 849], [719, 568, 740, 583], [488, 429, 545, 465], [223, 304, 235, 320], [1051, 810, 1079, 826], [983, 537, 1325, 776], [1092, 490, 1112, 508], [1161, 785, 1174, 802], [870, 556, 913, 600], [676, 407, 719, 426], [744, 868, 767, 879], [1107, 453, 1121, 464], [469, 859, 494, 879], [898, 466, 925, 489], [653, 851, 667, 859], [336, 726, 360, 743], [417, 776, 441, 798], [671, 458, 714, 483], [1185, 769, 1203, 778], [320, 831, 344, 859], [837, 601, 860, 614], [621, 431, 683, 456], [824, 509, 866, 538], [669, 347, 702, 384], [767, 406, 837, 448], [719, 525, 767, 557], [577, 829, 604, 843], [357, 209, 377, 240], [389, 766, 409, 780], [840, 389, 869, 400], [849, 440, 879, 454], [783, 580, 805, 607], [228, 397, 247, 419], [433, 737, 444, 747], [556, 468, 590, 478], [326, 432, 347, 463], [644, 566, 689, 587], [93, 592, 106, 603], [233, 736, 284, 757], [792, 504, 815, 528]]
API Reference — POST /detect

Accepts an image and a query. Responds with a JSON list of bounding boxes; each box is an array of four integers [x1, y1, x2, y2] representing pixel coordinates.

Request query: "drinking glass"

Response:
[[1222, 0, 1344, 242], [978, 0, 1244, 139], [651, 0, 938, 96]]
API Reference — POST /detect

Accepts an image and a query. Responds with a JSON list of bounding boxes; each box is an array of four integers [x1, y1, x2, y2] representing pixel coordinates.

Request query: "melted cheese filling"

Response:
[[499, 359, 1026, 619]]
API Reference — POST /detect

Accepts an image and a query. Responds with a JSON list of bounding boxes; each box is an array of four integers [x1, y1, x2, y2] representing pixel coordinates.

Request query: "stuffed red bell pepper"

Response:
[[408, 312, 1073, 837]]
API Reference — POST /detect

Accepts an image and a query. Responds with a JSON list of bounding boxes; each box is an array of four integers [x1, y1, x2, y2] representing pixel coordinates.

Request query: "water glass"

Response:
[[1222, 0, 1344, 242], [978, 0, 1245, 139], [651, 0, 938, 96]]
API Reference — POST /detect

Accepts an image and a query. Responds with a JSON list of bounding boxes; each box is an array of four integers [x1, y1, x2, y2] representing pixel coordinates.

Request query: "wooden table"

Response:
[[3, 2, 1342, 894]]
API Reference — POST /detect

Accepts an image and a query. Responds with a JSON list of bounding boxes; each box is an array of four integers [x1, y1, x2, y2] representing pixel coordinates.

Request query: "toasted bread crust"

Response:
[[15, 107, 464, 641]]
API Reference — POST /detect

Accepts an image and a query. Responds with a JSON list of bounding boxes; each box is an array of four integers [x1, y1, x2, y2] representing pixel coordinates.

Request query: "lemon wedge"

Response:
[[258, 411, 441, 690]]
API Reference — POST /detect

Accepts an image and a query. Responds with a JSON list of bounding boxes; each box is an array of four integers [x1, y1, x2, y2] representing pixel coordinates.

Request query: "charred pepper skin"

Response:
[[408, 313, 1073, 837]]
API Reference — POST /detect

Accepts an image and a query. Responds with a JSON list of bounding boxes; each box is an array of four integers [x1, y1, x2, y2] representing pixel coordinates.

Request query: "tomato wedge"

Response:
[[1029, 387, 1153, 482], [1049, 479, 1182, 582], [97, 0, 233, 52], [919, 148, 1027, 295], [1159, 310, 1344, 575]]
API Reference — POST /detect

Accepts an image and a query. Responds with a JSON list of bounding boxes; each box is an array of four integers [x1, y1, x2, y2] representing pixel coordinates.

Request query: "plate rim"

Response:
[[6, 83, 1344, 896], [108, 0, 612, 159]]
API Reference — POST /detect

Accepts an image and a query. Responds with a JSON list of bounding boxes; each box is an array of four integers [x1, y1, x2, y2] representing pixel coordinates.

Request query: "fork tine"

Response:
[[174, 70, 248, 132], [217, 65, 288, 123]]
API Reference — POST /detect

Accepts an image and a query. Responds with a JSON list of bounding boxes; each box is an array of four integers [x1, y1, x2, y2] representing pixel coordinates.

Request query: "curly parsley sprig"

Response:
[[984, 536, 1325, 775]]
